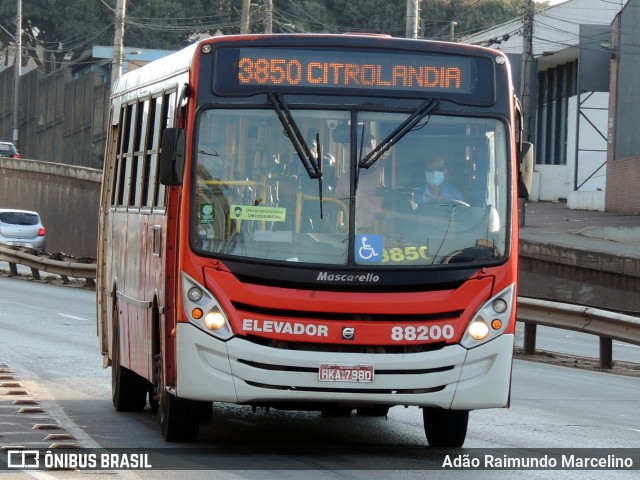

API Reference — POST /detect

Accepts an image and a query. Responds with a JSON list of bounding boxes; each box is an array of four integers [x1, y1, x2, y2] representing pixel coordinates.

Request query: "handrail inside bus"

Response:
[[294, 193, 348, 233]]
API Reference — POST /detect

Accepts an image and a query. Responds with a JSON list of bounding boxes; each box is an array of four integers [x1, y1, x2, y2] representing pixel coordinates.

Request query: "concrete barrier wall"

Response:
[[0, 158, 101, 258], [0, 67, 109, 169]]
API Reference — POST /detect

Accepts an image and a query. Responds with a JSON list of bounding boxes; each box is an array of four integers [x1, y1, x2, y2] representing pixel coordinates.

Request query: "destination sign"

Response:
[[213, 46, 493, 101]]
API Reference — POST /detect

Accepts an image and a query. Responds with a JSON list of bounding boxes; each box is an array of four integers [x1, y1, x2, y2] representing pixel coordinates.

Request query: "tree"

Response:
[[323, 0, 406, 35], [419, 0, 527, 41], [0, 0, 112, 71], [0, 0, 530, 72], [0, 1, 112, 46]]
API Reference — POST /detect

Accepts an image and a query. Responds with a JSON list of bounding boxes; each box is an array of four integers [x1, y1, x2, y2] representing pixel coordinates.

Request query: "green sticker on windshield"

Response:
[[199, 203, 215, 224], [230, 205, 286, 222]]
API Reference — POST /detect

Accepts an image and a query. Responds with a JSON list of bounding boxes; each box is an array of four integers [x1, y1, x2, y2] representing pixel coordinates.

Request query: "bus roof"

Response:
[[111, 42, 198, 98]]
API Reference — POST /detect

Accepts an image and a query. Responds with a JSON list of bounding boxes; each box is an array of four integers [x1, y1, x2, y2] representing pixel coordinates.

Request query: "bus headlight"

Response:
[[181, 272, 234, 340], [460, 284, 514, 349], [204, 309, 226, 330], [467, 320, 490, 340]]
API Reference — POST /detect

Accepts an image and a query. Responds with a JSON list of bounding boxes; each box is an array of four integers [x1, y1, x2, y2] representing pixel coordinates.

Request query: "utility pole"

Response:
[[520, 0, 534, 142], [13, 0, 22, 149], [449, 21, 457, 42], [111, 0, 127, 90], [405, 0, 420, 39], [240, 0, 251, 34], [264, 0, 273, 34]]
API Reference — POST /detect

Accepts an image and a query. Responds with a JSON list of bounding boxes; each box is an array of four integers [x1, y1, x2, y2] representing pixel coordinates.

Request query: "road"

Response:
[[0, 276, 639, 479]]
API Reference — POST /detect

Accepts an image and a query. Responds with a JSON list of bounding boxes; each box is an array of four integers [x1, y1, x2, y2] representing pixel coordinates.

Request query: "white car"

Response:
[[0, 209, 46, 251], [0, 141, 20, 158]]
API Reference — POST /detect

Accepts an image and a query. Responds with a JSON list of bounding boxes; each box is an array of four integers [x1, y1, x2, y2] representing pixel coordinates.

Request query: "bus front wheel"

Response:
[[154, 353, 201, 442], [422, 408, 468, 448]]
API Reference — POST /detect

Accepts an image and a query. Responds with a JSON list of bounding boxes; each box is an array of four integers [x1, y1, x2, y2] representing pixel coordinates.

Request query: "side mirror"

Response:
[[519, 141, 534, 199], [159, 128, 186, 186]]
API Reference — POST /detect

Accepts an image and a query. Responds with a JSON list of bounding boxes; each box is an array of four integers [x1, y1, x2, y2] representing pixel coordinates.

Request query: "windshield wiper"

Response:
[[359, 99, 440, 169], [268, 93, 325, 218], [268, 93, 322, 179]]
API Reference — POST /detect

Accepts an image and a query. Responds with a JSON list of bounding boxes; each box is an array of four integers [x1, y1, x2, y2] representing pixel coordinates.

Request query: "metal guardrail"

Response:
[[0, 244, 96, 287], [517, 297, 640, 369], [1, 244, 638, 369]]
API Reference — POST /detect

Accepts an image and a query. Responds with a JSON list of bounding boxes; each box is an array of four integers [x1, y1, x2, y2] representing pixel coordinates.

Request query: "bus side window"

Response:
[[146, 95, 163, 208]]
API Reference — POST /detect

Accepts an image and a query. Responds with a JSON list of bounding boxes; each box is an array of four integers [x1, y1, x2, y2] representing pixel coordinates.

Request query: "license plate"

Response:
[[318, 363, 374, 383]]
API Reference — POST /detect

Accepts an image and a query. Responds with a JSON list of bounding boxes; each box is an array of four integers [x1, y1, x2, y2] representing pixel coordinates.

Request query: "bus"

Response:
[[97, 33, 529, 447]]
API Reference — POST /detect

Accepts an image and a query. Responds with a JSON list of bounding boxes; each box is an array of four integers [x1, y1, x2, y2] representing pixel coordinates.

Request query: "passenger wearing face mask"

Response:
[[411, 153, 464, 208]]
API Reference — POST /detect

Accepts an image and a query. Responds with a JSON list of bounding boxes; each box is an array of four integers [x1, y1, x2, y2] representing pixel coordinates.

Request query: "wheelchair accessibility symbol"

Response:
[[356, 234, 383, 262]]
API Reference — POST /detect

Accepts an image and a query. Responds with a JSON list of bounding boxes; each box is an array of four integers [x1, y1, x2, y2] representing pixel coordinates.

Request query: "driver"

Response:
[[411, 153, 464, 208]]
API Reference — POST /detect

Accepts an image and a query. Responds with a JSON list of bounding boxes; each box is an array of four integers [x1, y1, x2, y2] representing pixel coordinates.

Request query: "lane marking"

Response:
[[56, 313, 87, 321]]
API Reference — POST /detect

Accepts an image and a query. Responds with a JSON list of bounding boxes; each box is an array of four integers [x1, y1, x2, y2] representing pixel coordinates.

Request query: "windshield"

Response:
[[191, 108, 508, 267]]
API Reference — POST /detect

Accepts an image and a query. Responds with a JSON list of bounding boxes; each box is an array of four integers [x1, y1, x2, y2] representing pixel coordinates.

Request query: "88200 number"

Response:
[[391, 325, 455, 342]]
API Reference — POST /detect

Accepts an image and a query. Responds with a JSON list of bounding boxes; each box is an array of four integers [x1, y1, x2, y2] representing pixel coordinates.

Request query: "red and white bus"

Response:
[[97, 33, 528, 446]]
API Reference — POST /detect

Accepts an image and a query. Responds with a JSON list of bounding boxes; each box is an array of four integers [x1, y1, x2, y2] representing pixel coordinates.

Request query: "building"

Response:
[[606, 0, 640, 214], [75, 46, 176, 82], [0, 46, 174, 168], [465, 0, 628, 212]]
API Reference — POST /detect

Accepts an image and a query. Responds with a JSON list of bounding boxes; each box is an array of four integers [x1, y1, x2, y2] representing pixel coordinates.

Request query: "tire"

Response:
[[422, 408, 469, 448], [158, 390, 202, 441], [148, 307, 160, 414], [111, 303, 148, 412], [154, 353, 202, 442], [356, 406, 390, 417], [199, 402, 213, 424], [147, 386, 159, 413]]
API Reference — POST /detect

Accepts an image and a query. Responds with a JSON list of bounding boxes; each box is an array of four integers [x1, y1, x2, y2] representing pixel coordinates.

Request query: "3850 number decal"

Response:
[[381, 245, 430, 263]]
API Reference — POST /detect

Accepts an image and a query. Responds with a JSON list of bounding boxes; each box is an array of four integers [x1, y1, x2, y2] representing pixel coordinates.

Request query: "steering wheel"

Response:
[[415, 198, 474, 233], [429, 198, 470, 208]]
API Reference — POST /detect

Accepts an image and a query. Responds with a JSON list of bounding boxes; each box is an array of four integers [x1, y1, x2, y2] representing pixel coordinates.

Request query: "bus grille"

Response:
[[242, 335, 447, 354], [233, 301, 463, 323]]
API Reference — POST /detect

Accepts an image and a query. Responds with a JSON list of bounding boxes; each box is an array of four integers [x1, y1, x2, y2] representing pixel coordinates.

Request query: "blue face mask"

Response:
[[425, 170, 445, 187]]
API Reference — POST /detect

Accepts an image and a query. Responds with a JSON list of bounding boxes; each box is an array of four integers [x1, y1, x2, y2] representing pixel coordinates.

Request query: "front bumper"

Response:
[[175, 322, 513, 410]]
